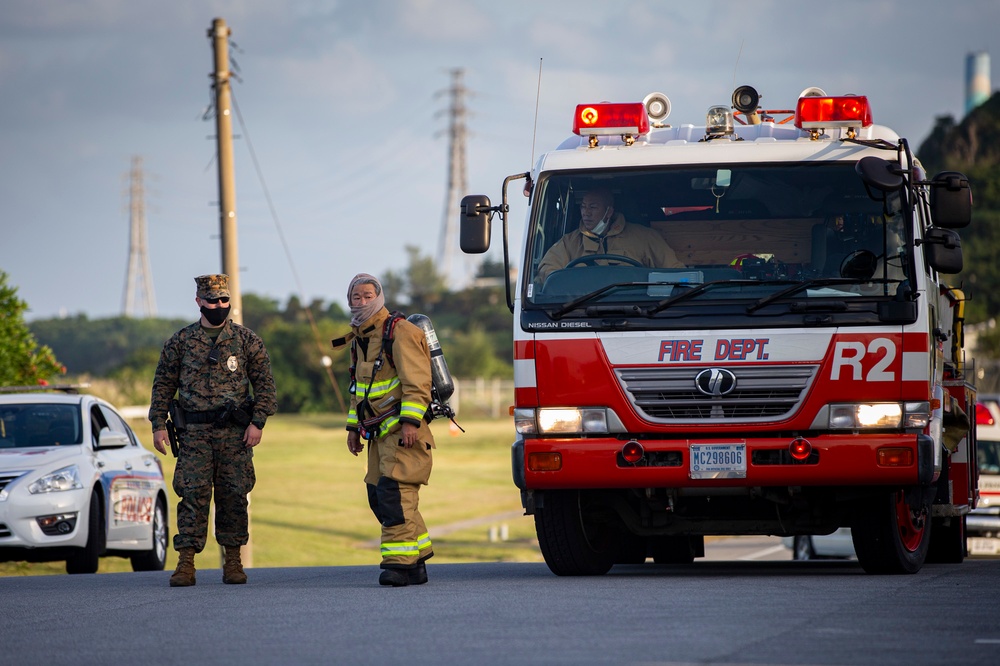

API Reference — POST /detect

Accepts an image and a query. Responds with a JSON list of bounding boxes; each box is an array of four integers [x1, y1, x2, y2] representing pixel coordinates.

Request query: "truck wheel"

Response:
[[851, 490, 930, 574], [534, 490, 616, 576], [925, 516, 965, 564]]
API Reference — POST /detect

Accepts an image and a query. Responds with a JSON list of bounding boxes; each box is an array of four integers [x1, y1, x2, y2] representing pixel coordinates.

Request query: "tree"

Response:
[[0, 271, 65, 386]]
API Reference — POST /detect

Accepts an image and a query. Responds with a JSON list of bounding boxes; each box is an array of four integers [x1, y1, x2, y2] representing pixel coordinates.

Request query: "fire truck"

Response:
[[460, 85, 978, 575]]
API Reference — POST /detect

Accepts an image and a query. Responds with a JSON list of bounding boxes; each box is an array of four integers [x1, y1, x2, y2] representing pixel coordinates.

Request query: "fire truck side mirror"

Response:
[[855, 156, 904, 195], [929, 171, 972, 229], [923, 227, 963, 275], [460, 195, 492, 254]]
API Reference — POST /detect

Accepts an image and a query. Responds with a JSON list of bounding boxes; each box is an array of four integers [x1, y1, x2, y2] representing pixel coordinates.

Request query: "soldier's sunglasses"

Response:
[[203, 296, 230, 305]]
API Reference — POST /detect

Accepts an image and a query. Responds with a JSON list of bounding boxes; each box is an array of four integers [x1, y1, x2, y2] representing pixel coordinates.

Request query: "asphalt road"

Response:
[[2, 538, 998, 666]]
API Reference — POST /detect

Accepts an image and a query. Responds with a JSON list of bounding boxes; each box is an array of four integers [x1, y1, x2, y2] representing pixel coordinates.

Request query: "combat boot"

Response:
[[223, 546, 247, 584], [169, 548, 197, 587]]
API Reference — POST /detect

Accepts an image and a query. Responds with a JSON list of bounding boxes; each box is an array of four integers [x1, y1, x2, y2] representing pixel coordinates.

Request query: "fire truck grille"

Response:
[[615, 365, 817, 422]]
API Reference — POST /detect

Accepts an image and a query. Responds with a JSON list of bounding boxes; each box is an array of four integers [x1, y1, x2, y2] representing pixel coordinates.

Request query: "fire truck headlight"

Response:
[[520, 408, 614, 435], [829, 403, 903, 429]]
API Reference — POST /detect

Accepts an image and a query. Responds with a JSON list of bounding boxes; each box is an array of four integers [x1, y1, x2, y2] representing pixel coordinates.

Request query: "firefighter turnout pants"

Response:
[[364, 429, 434, 569]]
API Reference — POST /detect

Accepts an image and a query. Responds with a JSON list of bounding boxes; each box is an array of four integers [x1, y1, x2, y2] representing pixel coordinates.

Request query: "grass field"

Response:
[[0, 415, 542, 576]]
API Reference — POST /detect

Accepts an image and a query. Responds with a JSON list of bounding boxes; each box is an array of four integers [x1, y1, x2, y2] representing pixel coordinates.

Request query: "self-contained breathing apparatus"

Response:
[[347, 312, 460, 442]]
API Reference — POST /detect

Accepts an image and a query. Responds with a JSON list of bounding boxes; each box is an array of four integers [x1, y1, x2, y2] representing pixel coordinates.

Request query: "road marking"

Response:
[[975, 639, 1000, 644]]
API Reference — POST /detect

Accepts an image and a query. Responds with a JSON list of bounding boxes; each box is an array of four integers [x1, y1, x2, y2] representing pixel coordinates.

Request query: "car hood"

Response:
[[0, 446, 83, 472]]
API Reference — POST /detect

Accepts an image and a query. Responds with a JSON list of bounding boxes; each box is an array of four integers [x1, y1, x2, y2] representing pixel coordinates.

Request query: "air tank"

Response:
[[406, 314, 455, 404]]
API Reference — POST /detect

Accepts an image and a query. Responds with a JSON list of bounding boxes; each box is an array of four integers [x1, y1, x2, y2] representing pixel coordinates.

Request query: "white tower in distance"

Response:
[[122, 155, 157, 317]]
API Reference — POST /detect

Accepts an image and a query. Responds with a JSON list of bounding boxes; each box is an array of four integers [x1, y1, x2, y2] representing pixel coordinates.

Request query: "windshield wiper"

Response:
[[550, 281, 683, 319], [644, 279, 761, 315], [745, 278, 863, 313]]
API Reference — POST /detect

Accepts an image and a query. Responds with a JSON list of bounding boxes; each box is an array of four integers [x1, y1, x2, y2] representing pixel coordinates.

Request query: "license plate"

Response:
[[968, 537, 1000, 556], [690, 443, 747, 479]]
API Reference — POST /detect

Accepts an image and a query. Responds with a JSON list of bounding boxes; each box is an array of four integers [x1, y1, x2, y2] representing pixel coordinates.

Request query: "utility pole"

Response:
[[437, 68, 470, 287], [208, 16, 250, 567], [121, 155, 157, 317], [210, 17, 243, 326]]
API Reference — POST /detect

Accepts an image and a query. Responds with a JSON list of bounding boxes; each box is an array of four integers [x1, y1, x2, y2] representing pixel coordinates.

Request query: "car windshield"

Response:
[[523, 164, 909, 312], [0, 403, 82, 448], [979, 438, 1000, 475]]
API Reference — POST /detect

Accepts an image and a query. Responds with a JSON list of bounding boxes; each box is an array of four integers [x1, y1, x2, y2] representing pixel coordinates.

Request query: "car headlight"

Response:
[[28, 465, 84, 494], [515, 408, 618, 435], [828, 402, 928, 429]]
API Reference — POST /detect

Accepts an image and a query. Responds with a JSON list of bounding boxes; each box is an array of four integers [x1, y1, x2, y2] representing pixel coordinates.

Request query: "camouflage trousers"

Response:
[[172, 423, 255, 552]]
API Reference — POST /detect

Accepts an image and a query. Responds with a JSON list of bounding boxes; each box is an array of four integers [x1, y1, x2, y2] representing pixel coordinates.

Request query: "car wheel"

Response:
[[66, 489, 105, 574], [131, 496, 169, 571], [793, 535, 816, 561]]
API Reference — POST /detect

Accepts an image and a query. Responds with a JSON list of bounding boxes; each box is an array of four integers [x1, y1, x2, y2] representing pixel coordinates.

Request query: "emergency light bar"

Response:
[[794, 95, 873, 130], [572, 103, 650, 136]]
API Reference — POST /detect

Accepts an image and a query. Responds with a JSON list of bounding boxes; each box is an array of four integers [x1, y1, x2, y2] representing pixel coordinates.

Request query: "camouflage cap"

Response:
[[195, 274, 230, 299]]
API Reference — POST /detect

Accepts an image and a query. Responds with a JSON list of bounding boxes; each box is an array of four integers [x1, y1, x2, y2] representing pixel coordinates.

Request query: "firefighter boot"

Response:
[[169, 548, 196, 587], [407, 561, 428, 585], [223, 546, 248, 584], [379, 567, 409, 587]]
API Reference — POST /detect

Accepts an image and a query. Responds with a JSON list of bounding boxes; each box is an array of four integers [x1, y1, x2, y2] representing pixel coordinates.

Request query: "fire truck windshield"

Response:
[[524, 164, 909, 319]]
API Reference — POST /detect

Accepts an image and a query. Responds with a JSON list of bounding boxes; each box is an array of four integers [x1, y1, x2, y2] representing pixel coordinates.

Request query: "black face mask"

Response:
[[200, 305, 231, 327]]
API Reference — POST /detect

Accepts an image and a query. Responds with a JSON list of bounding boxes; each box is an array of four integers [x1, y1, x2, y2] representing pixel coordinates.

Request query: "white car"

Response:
[[0, 387, 168, 573]]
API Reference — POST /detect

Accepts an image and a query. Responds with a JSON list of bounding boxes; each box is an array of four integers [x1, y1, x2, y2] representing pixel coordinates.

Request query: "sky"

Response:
[[2, 0, 998, 322]]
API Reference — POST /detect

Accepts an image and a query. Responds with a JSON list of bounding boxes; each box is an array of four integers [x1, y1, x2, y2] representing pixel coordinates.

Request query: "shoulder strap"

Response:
[[382, 311, 406, 369]]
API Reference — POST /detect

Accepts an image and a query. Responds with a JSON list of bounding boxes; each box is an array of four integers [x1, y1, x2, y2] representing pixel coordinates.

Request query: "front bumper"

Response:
[[514, 433, 927, 490]]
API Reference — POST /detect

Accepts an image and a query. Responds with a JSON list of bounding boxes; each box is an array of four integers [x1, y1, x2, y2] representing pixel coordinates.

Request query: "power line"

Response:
[[229, 88, 346, 412]]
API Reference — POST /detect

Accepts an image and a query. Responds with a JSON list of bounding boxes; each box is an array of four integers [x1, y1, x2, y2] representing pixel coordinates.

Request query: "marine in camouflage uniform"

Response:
[[335, 274, 435, 587], [149, 274, 276, 587]]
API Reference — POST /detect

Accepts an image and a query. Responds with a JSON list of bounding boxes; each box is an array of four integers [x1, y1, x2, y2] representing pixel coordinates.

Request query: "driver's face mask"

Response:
[[581, 205, 612, 238]]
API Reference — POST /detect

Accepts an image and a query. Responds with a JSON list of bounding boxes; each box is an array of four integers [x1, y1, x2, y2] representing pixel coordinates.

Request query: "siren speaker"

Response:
[[643, 92, 671, 122], [731, 85, 760, 113]]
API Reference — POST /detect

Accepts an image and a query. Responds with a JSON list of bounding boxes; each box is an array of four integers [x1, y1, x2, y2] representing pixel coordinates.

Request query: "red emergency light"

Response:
[[573, 103, 650, 136], [976, 403, 995, 426], [794, 95, 873, 130], [789, 438, 812, 462]]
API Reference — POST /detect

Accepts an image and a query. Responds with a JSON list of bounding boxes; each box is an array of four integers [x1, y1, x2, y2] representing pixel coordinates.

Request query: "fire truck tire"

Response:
[[925, 516, 966, 564], [850, 490, 930, 574], [534, 490, 616, 576]]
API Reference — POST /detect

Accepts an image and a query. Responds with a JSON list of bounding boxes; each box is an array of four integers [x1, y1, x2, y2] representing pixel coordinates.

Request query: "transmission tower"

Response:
[[437, 68, 470, 287], [121, 155, 157, 317]]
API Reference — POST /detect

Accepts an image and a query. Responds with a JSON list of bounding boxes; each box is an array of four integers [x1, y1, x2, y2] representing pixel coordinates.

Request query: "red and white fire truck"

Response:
[[460, 86, 978, 575]]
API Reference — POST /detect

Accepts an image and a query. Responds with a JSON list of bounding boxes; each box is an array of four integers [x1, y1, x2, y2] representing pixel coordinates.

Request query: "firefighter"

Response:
[[536, 187, 684, 281], [337, 273, 435, 586]]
